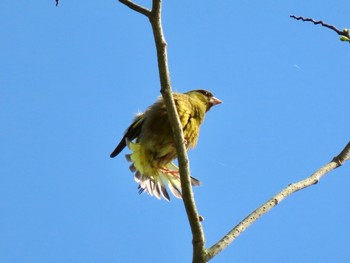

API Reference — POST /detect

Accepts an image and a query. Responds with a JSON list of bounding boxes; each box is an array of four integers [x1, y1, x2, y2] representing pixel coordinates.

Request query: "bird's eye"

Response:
[[198, 90, 212, 97]]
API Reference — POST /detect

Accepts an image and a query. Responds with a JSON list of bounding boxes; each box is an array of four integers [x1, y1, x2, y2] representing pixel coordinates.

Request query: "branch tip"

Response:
[[290, 15, 350, 39]]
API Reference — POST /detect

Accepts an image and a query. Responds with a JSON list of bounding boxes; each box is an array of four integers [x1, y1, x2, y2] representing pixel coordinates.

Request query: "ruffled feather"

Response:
[[126, 139, 200, 201]]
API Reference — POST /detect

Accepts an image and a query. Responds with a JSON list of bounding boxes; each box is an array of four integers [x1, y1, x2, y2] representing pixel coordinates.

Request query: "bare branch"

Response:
[[119, 1, 206, 262], [119, 0, 151, 17], [148, 1, 206, 261], [55, 0, 59, 7], [290, 15, 350, 41], [206, 141, 350, 261]]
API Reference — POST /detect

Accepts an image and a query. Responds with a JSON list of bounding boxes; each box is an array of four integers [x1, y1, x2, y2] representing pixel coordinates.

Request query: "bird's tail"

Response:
[[125, 139, 201, 201]]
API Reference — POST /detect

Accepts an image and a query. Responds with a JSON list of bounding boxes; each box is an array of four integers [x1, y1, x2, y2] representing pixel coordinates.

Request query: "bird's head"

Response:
[[187, 89, 222, 112]]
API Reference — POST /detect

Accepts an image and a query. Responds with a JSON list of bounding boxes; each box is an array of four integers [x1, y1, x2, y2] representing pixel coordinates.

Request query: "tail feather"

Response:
[[125, 139, 201, 201], [190, 176, 201, 186], [159, 183, 170, 200], [164, 162, 201, 187], [166, 177, 182, 199], [153, 182, 161, 199], [134, 171, 142, 183], [161, 163, 183, 199]]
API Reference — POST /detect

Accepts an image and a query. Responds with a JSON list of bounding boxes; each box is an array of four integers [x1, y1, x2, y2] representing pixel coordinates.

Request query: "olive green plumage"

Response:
[[110, 89, 221, 201]]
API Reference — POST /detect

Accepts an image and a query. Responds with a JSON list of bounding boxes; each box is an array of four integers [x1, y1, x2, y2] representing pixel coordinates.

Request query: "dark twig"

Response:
[[119, 0, 151, 17], [290, 15, 350, 41], [56, 0, 59, 7], [291, 15, 343, 35]]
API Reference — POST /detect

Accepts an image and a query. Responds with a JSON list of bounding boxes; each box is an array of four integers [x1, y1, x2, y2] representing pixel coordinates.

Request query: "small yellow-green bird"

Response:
[[110, 89, 221, 201]]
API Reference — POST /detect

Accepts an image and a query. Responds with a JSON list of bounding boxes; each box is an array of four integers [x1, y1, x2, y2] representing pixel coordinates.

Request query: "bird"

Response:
[[110, 89, 221, 201]]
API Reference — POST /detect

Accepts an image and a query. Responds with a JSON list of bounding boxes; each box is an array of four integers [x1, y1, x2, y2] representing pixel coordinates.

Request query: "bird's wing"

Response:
[[174, 94, 193, 130], [175, 94, 201, 149], [110, 114, 145, 158]]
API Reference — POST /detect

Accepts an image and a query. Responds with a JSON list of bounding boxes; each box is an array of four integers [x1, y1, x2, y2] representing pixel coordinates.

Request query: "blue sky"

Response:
[[1, 1, 350, 262]]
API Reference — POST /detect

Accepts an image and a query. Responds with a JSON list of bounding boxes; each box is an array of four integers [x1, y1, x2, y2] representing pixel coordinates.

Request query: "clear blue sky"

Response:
[[1, 1, 350, 262]]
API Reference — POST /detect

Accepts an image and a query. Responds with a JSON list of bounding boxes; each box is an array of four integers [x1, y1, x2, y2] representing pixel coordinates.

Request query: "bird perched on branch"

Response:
[[110, 89, 221, 201]]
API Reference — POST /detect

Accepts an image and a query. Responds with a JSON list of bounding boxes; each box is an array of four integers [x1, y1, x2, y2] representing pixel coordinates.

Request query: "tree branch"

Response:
[[206, 141, 350, 261], [290, 15, 350, 42], [119, 1, 206, 262]]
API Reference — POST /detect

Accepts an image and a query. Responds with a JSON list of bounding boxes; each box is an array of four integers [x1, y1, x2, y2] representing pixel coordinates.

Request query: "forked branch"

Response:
[[119, 0, 151, 17]]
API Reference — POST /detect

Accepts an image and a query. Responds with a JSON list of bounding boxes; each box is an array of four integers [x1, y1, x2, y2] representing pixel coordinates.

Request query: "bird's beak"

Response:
[[210, 96, 222, 106]]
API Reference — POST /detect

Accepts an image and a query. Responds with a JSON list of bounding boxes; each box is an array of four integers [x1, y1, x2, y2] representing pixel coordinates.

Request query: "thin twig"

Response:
[[56, 0, 59, 7], [119, 0, 151, 17], [119, 1, 206, 262], [290, 15, 350, 40], [206, 141, 350, 261]]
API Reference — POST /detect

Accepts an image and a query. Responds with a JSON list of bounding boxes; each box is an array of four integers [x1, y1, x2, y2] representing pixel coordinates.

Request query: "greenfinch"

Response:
[[110, 89, 221, 201]]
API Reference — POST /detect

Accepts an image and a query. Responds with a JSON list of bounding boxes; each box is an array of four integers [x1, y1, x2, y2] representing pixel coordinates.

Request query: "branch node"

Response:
[[331, 142, 350, 166], [119, 0, 151, 17], [332, 156, 343, 167]]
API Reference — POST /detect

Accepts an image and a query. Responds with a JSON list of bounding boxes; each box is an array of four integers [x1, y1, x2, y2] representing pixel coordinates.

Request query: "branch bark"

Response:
[[118, 1, 206, 262]]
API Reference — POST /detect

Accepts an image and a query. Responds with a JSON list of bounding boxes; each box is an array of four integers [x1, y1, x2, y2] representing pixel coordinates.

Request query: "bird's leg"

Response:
[[183, 138, 188, 147], [160, 167, 179, 177]]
